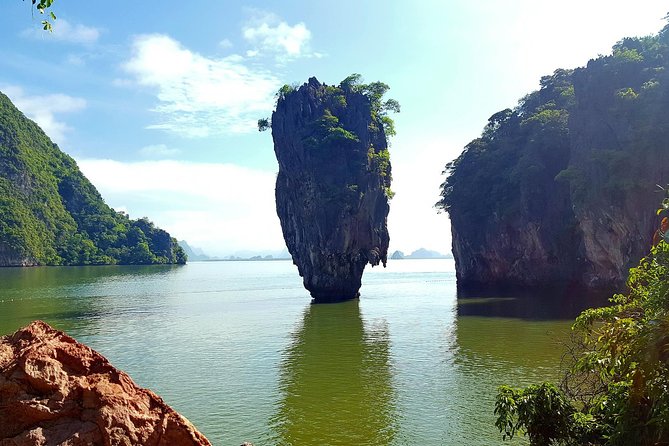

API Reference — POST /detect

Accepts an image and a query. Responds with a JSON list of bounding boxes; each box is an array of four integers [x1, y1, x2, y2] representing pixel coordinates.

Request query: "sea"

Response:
[[0, 259, 605, 445]]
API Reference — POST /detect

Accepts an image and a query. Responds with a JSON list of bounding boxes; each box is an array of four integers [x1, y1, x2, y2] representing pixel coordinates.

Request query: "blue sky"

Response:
[[1, 1, 667, 256]]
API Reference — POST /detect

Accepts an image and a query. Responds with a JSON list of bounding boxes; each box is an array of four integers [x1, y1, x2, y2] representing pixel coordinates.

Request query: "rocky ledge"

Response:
[[0, 321, 211, 446]]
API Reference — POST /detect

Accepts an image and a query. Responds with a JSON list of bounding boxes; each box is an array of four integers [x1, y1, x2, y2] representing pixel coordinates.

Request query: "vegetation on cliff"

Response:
[[437, 21, 669, 291], [0, 91, 186, 265], [438, 24, 669, 216], [260, 74, 398, 200], [494, 234, 669, 445]]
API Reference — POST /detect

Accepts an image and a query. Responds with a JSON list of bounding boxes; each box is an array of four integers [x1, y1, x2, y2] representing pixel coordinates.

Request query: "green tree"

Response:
[[25, 0, 56, 31], [257, 118, 270, 132]]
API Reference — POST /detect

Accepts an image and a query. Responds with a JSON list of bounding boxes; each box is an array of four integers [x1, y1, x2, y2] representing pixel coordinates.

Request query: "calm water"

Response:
[[0, 260, 601, 445]]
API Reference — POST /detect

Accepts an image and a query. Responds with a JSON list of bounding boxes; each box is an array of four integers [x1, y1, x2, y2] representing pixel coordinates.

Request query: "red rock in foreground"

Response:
[[0, 321, 211, 446]]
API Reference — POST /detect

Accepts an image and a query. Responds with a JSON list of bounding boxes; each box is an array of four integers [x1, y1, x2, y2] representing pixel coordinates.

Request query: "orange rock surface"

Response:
[[0, 321, 211, 446]]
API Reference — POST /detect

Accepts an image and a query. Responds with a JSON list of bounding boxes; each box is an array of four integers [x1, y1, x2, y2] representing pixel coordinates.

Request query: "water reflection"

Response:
[[271, 300, 397, 445], [0, 265, 184, 335], [456, 291, 609, 321], [0, 264, 182, 291], [452, 311, 571, 444]]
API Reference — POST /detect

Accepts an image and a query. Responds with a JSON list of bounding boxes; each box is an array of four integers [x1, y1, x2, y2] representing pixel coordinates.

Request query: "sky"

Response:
[[0, 1, 667, 257]]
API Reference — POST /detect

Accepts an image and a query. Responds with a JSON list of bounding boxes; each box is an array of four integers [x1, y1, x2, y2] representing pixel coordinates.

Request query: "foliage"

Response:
[[368, 147, 391, 177], [25, 0, 56, 31], [302, 108, 360, 149], [264, 74, 398, 201], [495, 383, 577, 445], [276, 83, 298, 101], [337, 73, 401, 137], [494, 231, 669, 445], [436, 66, 574, 220], [368, 147, 393, 199], [0, 91, 186, 266], [257, 118, 270, 132]]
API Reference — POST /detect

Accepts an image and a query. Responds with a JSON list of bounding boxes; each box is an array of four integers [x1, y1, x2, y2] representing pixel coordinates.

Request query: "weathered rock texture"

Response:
[[440, 30, 669, 294], [0, 321, 211, 446], [271, 77, 392, 301]]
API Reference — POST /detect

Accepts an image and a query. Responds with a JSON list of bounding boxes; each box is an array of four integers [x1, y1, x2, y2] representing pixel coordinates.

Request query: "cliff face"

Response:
[[271, 77, 393, 301], [440, 29, 669, 294], [0, 321, 211, 445], [0, 91, 186, 266]]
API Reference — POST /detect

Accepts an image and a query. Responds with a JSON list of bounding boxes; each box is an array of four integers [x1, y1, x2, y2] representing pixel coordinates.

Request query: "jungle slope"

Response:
[[0, 91, 185, 266]]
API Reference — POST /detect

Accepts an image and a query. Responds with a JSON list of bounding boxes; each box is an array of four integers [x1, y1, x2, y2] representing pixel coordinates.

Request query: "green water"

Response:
[[0, 260, 599, 445]]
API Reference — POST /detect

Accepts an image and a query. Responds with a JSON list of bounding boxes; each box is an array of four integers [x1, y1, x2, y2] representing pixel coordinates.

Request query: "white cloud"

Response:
[[76, 159, 285, 255], [111, 78, 134, 88], [65, 54, 85, 66], [21, 18, 100, 45], [219, 38, 233, 49], [2, 85, 86, 144], [122, 34, 281, 137], [139, 144, 181, 158], [243, 12, 313, 59]]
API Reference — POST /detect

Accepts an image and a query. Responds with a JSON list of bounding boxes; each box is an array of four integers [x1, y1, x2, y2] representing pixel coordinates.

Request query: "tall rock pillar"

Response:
[[270, 77, 394, 302]]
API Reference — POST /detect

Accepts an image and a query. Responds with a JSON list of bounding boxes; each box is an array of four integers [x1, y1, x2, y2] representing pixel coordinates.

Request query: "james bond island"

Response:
[[260, 75, 399, 302]]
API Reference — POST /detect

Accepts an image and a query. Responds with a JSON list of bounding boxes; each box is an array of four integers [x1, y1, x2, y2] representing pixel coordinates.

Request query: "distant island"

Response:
[[178, 241, 291, 261], [0, 92, 185, 266], [437, 26, 669, 294], [390, 248, 453, 259], [177, 240, 212, 261], [179, 243, 453, 262]]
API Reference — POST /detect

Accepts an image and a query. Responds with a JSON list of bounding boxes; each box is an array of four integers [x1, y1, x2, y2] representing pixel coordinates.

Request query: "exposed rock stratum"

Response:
[[271, 77, 393, 302], [0, 321, 211, 446]]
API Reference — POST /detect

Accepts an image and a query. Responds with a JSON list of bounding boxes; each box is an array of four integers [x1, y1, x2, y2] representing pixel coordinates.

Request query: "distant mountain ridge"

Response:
[[0, 91, 185, 266], [390, 248, 452, 259], [177, 241, 293, 261], [178, 241, 210, 261]]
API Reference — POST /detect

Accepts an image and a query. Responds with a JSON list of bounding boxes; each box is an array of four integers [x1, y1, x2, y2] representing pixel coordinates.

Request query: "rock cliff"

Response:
[[438, 27, 669, 294], [269, 76, 396, 301], [0, 321, 211, 445]]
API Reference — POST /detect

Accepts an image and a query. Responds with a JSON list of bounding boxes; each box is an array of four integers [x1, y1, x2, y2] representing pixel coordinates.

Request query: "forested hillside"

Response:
[[438, 23, 669, 293], [0, 92, 186, 266]]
